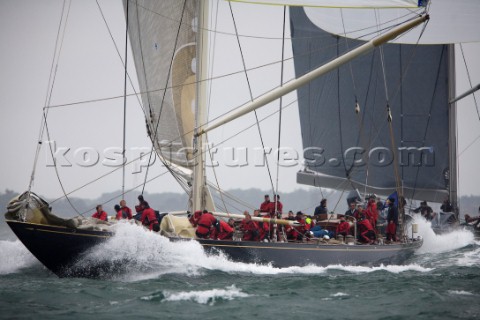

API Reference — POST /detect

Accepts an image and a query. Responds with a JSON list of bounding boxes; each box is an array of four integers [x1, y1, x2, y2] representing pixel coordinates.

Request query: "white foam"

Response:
[[0, 240, 38, 275], [80, 223, 435, 280], [447, 290, 474, 296], [413, 217, 475, 254], [160, 285, 250, 305], [331, 292, 349, 297]]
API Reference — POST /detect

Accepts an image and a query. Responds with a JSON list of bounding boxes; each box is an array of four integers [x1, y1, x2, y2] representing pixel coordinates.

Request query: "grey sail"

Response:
[[126, 0, 198, 169], [291, 7, 450, 202]]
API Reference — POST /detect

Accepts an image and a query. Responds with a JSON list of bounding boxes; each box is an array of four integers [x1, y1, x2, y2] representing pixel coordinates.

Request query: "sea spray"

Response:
[[73, 222, 433, 280], [413, 217, 475, 254], [0, 240, 38, 274]]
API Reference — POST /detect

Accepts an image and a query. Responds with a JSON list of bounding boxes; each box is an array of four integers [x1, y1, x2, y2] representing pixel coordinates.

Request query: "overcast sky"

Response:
[[1, 0, 479, 205]]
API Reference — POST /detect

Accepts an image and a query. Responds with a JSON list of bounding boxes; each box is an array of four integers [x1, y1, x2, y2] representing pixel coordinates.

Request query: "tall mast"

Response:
[[192, 0, 209, 212], [448, 44, 458, 217]]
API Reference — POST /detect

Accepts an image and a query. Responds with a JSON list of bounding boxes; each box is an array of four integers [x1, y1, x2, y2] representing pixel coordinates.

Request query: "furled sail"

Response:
[[291, 7, 450, 202], [126, 0, 198, 169]]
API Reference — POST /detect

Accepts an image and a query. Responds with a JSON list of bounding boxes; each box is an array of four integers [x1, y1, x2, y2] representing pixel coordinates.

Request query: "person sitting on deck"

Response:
[[140, 202, 159, 231], [92, 205, 108, 221], [195, 211, 217, 239], [336, 216, 351, 237], [241, 211, 261, 241], [314, 199, 328, 216], [385, 197, 399, 242], [357, 213, 376, 244], [440, 197, 453, 213], [116, 200, 132, 220], [260, 195, 271, 214]]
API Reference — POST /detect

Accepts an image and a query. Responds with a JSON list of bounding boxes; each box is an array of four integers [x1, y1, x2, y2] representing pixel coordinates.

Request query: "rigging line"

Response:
[[206, 0, 220, 118], [133, 0, 421, 42], [43, 38, 351, 110], [122, 0, 129, 199], [210, 193, 244, 213], [50, 92, 299, 205], [274, 6, 287, 212], [207, 182, 256, 210], [228, 2, 276, 197], [141, 0, 188, 194], [50, 146, 156, 204], [340, 9, 358, 102], [206, 136, 228, 212], [459, 43, 480, 120], [28, 0, 71, 194], [95, 0, 147, 118], [43, 118, 82, 216], [79, 169, 171, 216], [458, 132, 480, 157]]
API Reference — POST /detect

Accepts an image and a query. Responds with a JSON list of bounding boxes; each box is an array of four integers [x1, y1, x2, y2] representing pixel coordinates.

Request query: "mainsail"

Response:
[[126, 0, 198, 169], [291, 7, 451, 202]]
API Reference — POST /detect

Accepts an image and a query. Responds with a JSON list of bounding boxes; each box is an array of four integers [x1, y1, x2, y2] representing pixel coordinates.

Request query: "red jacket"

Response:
[[92, 211, 108, 221], [336, 221, 350, 235], [140, 208, 158, 230], [260, 201, 270, 213], [211, 220, 234, 240], [242, 219, 260, 241], [358, 218, 374, 233], [268, 201, 283, 215], [196, 213, 217, 237], [189, 210, 202, 227], [116, 207, 132, 220]]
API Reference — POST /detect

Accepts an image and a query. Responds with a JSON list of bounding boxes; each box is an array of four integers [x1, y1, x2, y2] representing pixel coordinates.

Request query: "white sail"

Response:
[[228, 0, 423, 8]]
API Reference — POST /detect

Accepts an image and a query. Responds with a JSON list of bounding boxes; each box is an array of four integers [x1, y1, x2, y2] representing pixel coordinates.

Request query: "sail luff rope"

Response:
[[274, 6, 287, 216], [122, 0, 129, 199], [228, 2, 276, 199]]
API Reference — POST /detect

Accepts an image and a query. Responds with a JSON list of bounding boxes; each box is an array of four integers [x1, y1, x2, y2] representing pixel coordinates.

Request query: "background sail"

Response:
[[126, 0, 198, 168], [291, 7, 450, 202]]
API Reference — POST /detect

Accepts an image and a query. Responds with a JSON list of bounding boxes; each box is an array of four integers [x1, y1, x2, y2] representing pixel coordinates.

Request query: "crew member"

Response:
[[134, 194, 148, 220], [189, 210, 202, 227], [269, 194, 283, 217], [195, 210, 217, 239], [116, 199, 132, 220], [211, 219, 234, 240], [92, 205, 108, 221], [344, 202, 358, 218], [336, 217, 351, 237], [140, 202, 159, 231], [357, 213, 376, 244], [314, 199, 328, 216], [242, 212, 260, 241], [365, 196, 378, 228], [260, 195, 271, 214], [413, 201, 434, 221], [385, 197, 399, 242]]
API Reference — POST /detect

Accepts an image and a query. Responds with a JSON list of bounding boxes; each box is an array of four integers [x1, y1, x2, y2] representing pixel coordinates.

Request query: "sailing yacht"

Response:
[[13, 0, 478, 277]]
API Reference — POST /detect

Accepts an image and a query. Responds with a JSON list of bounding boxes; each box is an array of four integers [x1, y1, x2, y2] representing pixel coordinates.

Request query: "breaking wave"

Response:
[[0, 240, 38, 275]]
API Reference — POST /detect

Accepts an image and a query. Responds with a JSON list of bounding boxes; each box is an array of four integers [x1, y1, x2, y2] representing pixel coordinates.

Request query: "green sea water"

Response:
[[1, 220, 479, 320]]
